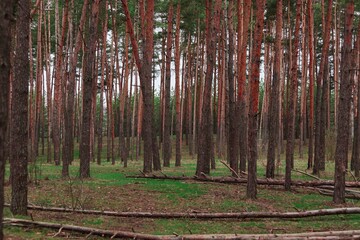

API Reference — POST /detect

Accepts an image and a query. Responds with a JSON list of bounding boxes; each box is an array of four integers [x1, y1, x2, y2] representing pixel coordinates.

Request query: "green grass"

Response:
[[4, 139, 360, 239]]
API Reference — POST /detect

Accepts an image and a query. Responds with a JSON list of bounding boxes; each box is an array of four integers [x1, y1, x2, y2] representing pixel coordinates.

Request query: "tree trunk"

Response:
[[64, 0, 88, 176], [196, 0, 220, 176], [314, 0, 333, 174], [266, 0, 282, 178], [1, 0, 16, 235], [285, 0, 301, 191], [10, 0, 30, 215], [299, 1, 307, 159], [121, 0, 156, 173], [45, 0, 52, 163], [227, 0, 238, 176], [307, 0, 315, 169], [247, 0, 265, 199], [33, 1, 43, 163], [237, 0, 251, 173], [97, 1, 108, 166], [53, 0, 69, 166], [354, 23, 360, 177], [334, 3, 340, 134], [80, 0, 101, 178], [175, 2, 181, 167], [333, 0, 355, 204], [163, 1, 173, 167], [119, 32, 128, 166]]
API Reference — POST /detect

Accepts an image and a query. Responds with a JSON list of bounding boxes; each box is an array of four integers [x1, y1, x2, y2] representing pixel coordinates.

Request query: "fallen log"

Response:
[[126, 175, 360, 188], [4, 218, 360, 240], [4, 218, 165, 240], [4, 204, 360, 220]]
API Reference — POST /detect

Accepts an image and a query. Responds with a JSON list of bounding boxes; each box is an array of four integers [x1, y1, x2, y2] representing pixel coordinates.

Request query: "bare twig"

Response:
[[53, 226, 64, 238], [292, 169, 321, 180], [220, 160, 241, 179], [347, 170, 358, 182]]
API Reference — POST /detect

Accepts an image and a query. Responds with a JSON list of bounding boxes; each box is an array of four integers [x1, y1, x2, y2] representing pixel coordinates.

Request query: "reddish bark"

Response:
[[121, 0, 157, 173], [53, 0, 69, 166], [247, 0, 265, 199], [196, 0, 220, 176], [237, 0, 251, 173]]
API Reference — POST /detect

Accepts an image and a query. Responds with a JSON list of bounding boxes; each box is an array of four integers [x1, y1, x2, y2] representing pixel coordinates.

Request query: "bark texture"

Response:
[[313, 0, 333, 174], [80, 0, 101, 178], [237, 0, 251, 173], [247, 0, 265, 199], [227, 0, 238, 176], [266, 0, 282, 178], [0, 0, 15, 236], [196, 0, 220, 176], [285, 0, 301, 191], [333, 0, 355, 204], [10, 0, 30, 216], [163, 2, 173, 167]]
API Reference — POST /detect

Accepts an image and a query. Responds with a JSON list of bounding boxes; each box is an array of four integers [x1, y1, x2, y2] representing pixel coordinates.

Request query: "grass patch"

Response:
[[4, 139, 360, 239]]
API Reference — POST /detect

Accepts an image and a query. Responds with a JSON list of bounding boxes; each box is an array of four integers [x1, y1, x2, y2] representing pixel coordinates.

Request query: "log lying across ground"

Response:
[[4, 218, 360, 240], [5, 204, 360, 219], [126, 174, 360, 188]]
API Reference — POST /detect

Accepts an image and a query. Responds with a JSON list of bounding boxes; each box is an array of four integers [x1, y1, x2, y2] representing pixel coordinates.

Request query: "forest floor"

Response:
[[3, 144, 360, 239]]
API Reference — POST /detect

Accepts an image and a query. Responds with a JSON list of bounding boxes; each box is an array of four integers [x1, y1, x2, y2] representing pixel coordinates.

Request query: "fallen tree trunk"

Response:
[[4, 218, 360, 239], [4, 218, 164, 240], [126, 174, 360, 188], [5, 204, 360, 219]]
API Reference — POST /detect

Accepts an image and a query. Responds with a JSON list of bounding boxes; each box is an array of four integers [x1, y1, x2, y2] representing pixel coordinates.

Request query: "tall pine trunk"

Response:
[[10, 0, 30, 215], [175, 3, 181, 167], [163, 1, 173, 167], [0, 0, 15, 235], [237, 0, 251, 173], [333, 0, 355, 204], [228, 0, 238, 176], [196, 0, 220, 176], [285, 0, 301, 191], [80, 0, 101, 178], [307, 0, 315, 169], [247, 0, 265, 199], [53, 0, 69, 166], [313, 0, 333, 174], [266, 0, 282, 178]]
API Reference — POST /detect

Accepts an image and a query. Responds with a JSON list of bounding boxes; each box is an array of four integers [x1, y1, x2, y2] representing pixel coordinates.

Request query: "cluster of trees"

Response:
[[0, 0, 360, 237]]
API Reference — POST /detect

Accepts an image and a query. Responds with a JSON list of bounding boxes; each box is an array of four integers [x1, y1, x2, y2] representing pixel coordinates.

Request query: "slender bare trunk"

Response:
[[80, 0, 101, 178], [333, 1, 354, 204], [163, 1, 173, 167], [175, 3, 181, 167], [266, 0, 282, 178]]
